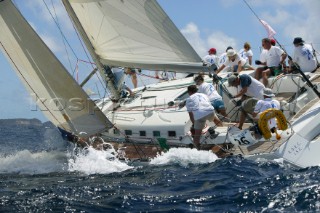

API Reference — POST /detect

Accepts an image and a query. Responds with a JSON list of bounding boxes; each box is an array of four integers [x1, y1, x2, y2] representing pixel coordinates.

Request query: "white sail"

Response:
[[66, 0, 206, 73], [0, 0, 112, 136]]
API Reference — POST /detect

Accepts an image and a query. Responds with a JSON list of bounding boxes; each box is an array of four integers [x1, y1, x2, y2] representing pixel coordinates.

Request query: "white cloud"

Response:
[[246, 0, 320, 48], [247, 0, 301, 7], [24, 0, 74, 35], [24, 19, 63, 55], [181, 23, 238, 57], [16, 0, 79, 67], [180, 22, 207, 57], [217, 0, 320, 57], [280, 1, 320, 55], [207, 32, 238, 55], [260, 9, 291, 25]]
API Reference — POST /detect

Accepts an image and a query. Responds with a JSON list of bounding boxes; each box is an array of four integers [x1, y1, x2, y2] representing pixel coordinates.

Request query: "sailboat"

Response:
[[1, 0, 320, 167]]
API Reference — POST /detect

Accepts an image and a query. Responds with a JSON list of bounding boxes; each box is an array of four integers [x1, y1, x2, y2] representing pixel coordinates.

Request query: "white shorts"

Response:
[[194, 112, 217, 129]]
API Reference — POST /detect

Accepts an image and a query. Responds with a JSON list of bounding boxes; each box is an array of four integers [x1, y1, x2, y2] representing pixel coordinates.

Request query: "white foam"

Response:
[[149, 147, 219, 166], [0, 145, 218, 175], [0, 150, 67, 174], [67, 146, 133, 175]]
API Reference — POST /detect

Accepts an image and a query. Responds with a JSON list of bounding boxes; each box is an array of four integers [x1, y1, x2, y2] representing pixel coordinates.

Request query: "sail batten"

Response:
[[68, 0, 204, 72], [0, 0, 112, 136]]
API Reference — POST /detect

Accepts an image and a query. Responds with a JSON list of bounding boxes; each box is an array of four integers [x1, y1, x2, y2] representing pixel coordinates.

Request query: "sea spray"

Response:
[[0, 150, 67, 174], [149, 147, 219, 167], [68, 146, 133, 175]]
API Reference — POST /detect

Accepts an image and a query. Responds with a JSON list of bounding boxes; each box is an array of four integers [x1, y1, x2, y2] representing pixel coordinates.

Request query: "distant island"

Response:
[[0, 118, 54, 128]]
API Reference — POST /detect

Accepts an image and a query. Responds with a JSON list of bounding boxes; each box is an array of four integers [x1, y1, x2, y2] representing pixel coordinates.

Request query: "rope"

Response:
[[48, 0, 73, 73], [115, 104, 183, 112], [42, 0, 77, 59], [73, 59, 79, 82]]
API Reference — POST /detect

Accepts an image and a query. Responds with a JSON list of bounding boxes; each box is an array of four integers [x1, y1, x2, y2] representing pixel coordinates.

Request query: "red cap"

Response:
[[270, 39, 276, 46], [208, 48, 216, 54]]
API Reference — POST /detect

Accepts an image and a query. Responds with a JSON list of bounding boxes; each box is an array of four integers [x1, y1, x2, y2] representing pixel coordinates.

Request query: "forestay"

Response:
[[0, 0, 112, 136], [66, 0, 206, 73]]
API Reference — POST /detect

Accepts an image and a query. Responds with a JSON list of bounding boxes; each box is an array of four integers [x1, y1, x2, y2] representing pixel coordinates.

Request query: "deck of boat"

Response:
[[228, 139, 285, 156], [75, 69, 320, 161], [289, 69, 320, 120], [105, 139, 287, 160]]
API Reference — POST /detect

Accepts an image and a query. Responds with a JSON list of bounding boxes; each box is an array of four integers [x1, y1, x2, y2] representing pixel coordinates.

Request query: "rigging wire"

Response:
[[63, 6, 112, 100], [49, 0, 73, 73], [242, 0, 320, 58], [42, 0, 78, 59], [43, 0, 111, 100], [242, 0, 320, 99], [242, 0, 261, 22]]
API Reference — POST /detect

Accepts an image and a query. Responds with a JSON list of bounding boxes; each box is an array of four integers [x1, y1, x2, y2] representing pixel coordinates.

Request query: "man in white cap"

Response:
[[218, 46, 233, 68], [253, 88, 280, 116], [237, 88, 280, 130], [216, 49, 254, 74], [289, 37, 318, 73]]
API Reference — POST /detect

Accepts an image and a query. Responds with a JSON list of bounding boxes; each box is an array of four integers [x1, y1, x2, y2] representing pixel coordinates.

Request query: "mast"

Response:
[[61, 0, 119, 99]]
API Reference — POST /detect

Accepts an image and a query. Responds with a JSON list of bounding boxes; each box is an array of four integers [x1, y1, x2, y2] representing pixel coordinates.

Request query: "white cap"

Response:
[[227, 49, 236, 57]]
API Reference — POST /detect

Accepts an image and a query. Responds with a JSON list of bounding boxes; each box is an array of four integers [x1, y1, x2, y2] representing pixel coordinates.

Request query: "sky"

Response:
[[0, 0, 319, 122]]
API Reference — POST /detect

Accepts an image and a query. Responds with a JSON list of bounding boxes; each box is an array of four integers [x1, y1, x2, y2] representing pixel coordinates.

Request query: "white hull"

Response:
[[275, 100, 320, 168]]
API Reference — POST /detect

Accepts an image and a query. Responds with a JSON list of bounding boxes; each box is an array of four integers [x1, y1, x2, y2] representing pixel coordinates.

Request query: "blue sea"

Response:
[[0, 119, 320, 212]]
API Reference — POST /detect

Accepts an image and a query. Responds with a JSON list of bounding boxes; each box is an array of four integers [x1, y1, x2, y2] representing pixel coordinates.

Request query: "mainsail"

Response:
[[64, 0, 206, 73], [0, 0, 113, 136]]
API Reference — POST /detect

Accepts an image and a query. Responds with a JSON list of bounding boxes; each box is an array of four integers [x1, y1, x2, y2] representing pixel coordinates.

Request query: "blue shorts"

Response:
[[211, 99, 225, 110], [233, 65, 238, 72]]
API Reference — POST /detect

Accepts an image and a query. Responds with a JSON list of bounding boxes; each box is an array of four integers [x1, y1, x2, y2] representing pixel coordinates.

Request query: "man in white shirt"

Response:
[[252, 88, 280, 130], [228, 73, 265, 101], [228, 73, 265, 130], [254, 40, 276, 79], [289, 37, 318, 73], [238, 42, 253, 65], [218, 46, 233, 72], [194, 74, 228, 118], [203, 48, 218, 71], [254, 38, 287, 86], [217, 49, 254, 74], [237, 88, 280, 130], [186, 85, 223, 149]]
